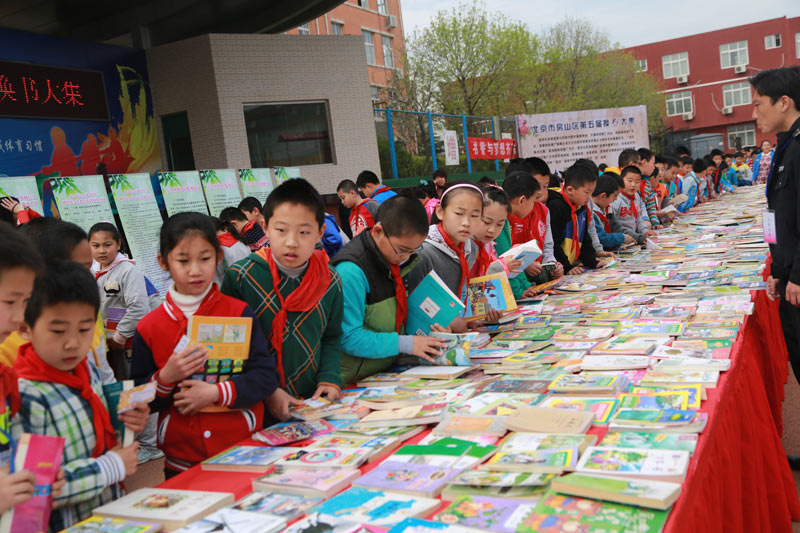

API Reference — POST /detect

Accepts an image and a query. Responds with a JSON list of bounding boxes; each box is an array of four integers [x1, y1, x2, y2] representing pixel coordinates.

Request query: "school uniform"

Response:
[[349, 199, 379, 237], [370, 185, 397, 204], [406, 224, 478, 300], [215, 232, 252, 287], [611, 193, 649, 243], [591, 200, 626, 251], [547, 189, 598, 271], [92, 253, 151, 347]]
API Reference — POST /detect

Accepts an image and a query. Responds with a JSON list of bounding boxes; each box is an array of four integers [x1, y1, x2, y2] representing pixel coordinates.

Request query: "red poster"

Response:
[[467, 137, 517, 160]]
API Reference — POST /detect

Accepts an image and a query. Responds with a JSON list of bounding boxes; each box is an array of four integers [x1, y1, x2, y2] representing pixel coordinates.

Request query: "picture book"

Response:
[[387, 518, 485, 533], [407, 270, 466, 335], [186, 315, 252, 413], [499, 240, 542, 278], [200, 445, 295, 472], [280, 515, 365, 533], [252, 419, 336, 446], [472, 395, 545, 416], [117, 381, 156, 414], [630, 384, 702, 409], [677, 327, 739, 340], [355, 402, 448, 428], [500, 352, 571, 366], [103, 380, 135, 447], [464, 273, 517, 320], [175, 508, 285, 533], [0, 434, 64, 533], [430, 332, 478, 366], [479, 448, 577, 474], [310, 487, 440, 527], [433, 413, 508, 437], [61, 517, 162, 532], [357, 372, 417, 387], [91, 489, 235, 530], [498, 432, 597, 454], [252, 467, 361, 499], [353, 461, 462, 497], [536, 396, 619, 425], [494, 326, 559, 341], [547, 373, 624, 394], [449, 470, 554, 488], [590, 336, 669, 355], [434, 495, 537, 533], [575, 446, 690, 483], [503, 407, 594, 434], [552, 328, 615, 342], [579, 355, 650, 371], [549, 341, 600, 351], [552, 473, 682, 510], [390, 441, 486, 469], [610, 408, 696, 426], [652, 358, 731, 372], [233, 491, 322, 521], [640, 370, 719, 388], [618, 323, 685, 336], [671, 338, 734, 351], [398, 366, 476, 380], [650, 345, 725, 360], [600, 432, 698, 454], [440, 484, 548, 502], [617, 391, 690, 410], [290, 397, 350, 421], [480, 377, 550, 394]]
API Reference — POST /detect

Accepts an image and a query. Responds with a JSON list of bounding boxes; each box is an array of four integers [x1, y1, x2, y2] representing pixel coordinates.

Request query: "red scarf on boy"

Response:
[[437, 223, 469, 303], [561, 187, 581, 258], [257, 248, 331, 387], [0, 365, 20, 419], [623, 193, 639, 220], [595, 206, 611, 233], [473, 241, 493, 278], [14, 342, 116, 457], [372, 229, 408, 333]]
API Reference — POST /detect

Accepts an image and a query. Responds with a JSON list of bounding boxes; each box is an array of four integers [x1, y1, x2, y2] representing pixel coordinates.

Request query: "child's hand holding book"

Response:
[[112, 441, 139, 478], [266, 388, 305, 421], [174, 380, 221, 415], [0, 466, 35, 514], [159, 342, 209, 384], [409, 336, 445, 363], [312, 384, 340, 401]]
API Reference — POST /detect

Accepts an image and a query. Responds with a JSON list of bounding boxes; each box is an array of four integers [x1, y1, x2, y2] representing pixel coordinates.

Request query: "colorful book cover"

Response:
[[552, 328, 614, 342], [61, 517, 162, 532], [354, 461, 461, 496], [430, 332, 478, 366], [253, 419, 336, 446], [481, 448, 576, 472], [536, 396, 619, 425], [449, 470, 553, 488], [547, 374, 621, 392], [481, 378, 550, 394], [407, 271, 466, 336], [289, 397, 348, 420], [500, 352, 569, 366], [617, 391, 690, 410], [310, 487, 440, 527], [464, 273, 517, 320], [253, 466, 361, 495], [388, 517, 486, 532], [575, 447, 690, 479], [618, 323, 685, 336], [499, 240, 542, 278], [552, 473, 681, 509], [117, 381, 156, 413], [630, 385, 702, 409], [611, 408, 696, 425], [91, 488, 235, 527], [600, 432, 698, 454], [201, 445, 294, 470], [175, 508, 285, 533], [233, 491, 322, 520], [434, 495, 536, 533], [494, 327, 559, 341]]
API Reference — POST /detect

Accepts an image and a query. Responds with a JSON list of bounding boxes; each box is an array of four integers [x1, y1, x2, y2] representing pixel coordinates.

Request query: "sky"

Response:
[[401, 0, 800, 48]]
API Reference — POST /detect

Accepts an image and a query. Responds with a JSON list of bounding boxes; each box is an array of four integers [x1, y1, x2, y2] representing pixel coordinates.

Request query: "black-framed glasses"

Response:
[[387, 238, 416, 258]]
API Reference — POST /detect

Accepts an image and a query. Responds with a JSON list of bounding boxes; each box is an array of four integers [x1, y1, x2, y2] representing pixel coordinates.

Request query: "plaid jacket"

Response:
[[12, 364, 121, 531]]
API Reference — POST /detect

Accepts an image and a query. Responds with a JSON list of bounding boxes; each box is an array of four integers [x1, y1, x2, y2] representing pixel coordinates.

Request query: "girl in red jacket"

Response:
[[130, 212, 279, 478]]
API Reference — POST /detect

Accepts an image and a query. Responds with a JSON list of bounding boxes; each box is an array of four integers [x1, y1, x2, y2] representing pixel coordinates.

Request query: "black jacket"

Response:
[[767, 117, 800, 285], [547, 189, 599, 271]]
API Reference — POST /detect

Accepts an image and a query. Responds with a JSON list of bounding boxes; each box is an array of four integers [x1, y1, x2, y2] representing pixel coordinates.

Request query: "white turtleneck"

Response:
[[168, 282, 213, 319], [273, 257, 308, 279]]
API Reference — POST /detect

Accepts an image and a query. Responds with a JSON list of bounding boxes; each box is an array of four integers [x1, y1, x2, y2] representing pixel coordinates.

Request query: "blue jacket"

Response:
[[752, 150, 774, 180], [322, 214, 346, 258], [592, 212, 626, 250], [371, 186, 397, 204], [679, 174, 698, 212]]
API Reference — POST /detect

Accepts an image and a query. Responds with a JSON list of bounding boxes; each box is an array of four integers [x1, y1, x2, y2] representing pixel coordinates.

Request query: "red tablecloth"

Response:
[[160, 289, 800, 532]]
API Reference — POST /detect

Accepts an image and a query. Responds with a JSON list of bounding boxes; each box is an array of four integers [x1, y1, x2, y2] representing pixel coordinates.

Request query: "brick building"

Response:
[[622, 16, 800, 154]]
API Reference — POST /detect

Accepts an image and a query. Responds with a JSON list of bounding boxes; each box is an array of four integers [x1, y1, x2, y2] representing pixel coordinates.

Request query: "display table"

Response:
[[160, 289, 800, 532]]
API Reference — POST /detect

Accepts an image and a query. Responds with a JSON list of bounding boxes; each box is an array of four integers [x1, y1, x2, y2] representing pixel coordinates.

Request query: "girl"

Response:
[[212, 216, 251, 287], [407, 182, 484, 332], [130, 212, 279, 478], [471, 186, 521, 279]]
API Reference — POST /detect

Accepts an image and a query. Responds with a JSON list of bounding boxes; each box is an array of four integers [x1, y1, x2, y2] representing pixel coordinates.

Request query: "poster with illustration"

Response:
[[238, 168, 274, 203], [199, 169, 242, 217], [50, 175, 115, 233], [274, 167, 301, 185], [157, 171, 209, 216], [0, 176, 44, 215]]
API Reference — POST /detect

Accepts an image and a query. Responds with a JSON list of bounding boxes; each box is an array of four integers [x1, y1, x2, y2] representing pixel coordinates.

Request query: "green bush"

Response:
[[378, 136, 500, 180]]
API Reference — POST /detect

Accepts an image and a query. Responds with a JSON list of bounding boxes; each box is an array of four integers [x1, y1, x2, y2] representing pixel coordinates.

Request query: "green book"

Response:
[[495, 326, 559, 341], [102, 380, 134, 447], [441, 483, 547, 501], [552, 472, 682, 510], [600, 432, 698, 454]]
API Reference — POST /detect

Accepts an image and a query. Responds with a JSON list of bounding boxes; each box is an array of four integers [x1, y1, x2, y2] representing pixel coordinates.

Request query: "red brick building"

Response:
[[622, 16, 800, 154]]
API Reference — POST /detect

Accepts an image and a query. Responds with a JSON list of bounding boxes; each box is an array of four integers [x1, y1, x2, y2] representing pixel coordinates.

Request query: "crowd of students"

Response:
[[0, 143, 742, 530]]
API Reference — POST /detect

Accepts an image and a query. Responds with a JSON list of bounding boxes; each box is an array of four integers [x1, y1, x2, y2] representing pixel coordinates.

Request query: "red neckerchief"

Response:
[[474, 240, 493, 277], [0, 364, 20, 419], [561, 186, 581, 258], [371, 229, 407, 333], [595, 206, 611, 233], [623, 192, 639, 220], [217, 232, 238, 247], [526, 202, 549, 253], [14, 342, 116, 457], [371, 186, 392, 198], [256, 248, 331, 387], [437, 223, 469, 303]]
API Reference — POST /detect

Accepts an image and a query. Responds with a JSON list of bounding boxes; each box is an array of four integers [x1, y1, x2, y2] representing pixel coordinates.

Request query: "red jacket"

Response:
[[131, 285, 278, 472], [510, 202, 549, 263]]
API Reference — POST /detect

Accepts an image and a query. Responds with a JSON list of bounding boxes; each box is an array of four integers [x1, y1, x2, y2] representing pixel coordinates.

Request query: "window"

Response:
[[666, 91, 692, 116], [765, 34, 781, 49], [727, 124, 756, 149], [355, 0, 368, 7], [722, 81, 752, 107], [363, 30, 376, 64], [796, 32, 800, 58], [377, 0, 388, 14], [382, 35, 394, 68], [243, 102, 334, 167], [634, 58, 647, 72], [719, 40, 748, 68], [331, 22, 343, 35], [662, 52, 689, 79], [297, 23, 310, 35]]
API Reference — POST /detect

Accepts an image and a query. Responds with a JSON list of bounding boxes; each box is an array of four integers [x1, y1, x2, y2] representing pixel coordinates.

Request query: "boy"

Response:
[[733, 151, 753, 185], [611, 166, 653, 243], [679, 159, 706, 212], [547, 163, 604, 275], [12, 261, 147, 530], [222, 178, 344, 419], [604, 148, 640, 175], [677, 156, 693, 180], [336, 179, 379, 237], [356, 170, 397, 204], [332, 196, 446, 384], [238, 197, 265, 228], [592, 173, 635, 251], [220, 207, 269, 251]]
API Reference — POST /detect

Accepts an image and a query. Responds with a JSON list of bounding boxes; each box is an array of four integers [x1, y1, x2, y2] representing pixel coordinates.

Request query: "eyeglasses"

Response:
[[387, 238, 416, 258]]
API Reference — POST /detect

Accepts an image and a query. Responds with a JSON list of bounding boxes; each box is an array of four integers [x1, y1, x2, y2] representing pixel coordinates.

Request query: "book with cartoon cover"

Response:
[[353, 461, 462, 497], [232, 491, 322, 521], [434, 495, 536, 533], [463, 273, 517, 320], [309, 487, 440, 527]]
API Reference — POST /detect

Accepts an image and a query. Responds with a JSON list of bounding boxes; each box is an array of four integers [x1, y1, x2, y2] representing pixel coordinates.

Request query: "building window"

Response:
[[331, 22, 343, 35], [727, 124, 755, 149], [382, 35, 394, 68], [796, 32, 800, 58], [243, 101, 334, 167], [377, 0, 388, 14], [722, 81, 752, 107], [355, 0, 368, 7], [662, 52, 689, 79], [765, 34, 781, 49], [719, 40, 748, 68], [363, 30, 376, 65], [634, 58, 647, 72], [371, 86, 381, 103], [297, 23, 310, 35], [666, 91, 692, 116]]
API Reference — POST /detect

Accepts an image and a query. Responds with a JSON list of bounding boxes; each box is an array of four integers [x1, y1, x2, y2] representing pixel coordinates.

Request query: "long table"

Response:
[[160, 288, 800, 532]]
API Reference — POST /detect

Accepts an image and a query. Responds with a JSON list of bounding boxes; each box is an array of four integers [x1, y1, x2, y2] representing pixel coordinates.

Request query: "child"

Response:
[[733, 151, 754, 185], [336, 179, 379, 237], [406, 182, 484, 332], [575, 158, 614, 258], [222, 179, 343, 414], [471, 187, 522, 279], [591, 173, 635, 251], [212, 217, 252, 287], [420, 182, 440, 221], [677, 156, 693, 180], [131, 212, 279, 477], [678, 159, 706, 212], [661, 157, 682, 208], [357, 170, 397, 204], [219, 207, 269, 251], [332, 196, 446, 384], [0, 196, 42, 226], [433, 169, 448, 198], [238, 197, 265, 227], [610, 166, 653, 244], [547, 163, 604, 275], [13, 261, 149, 530]]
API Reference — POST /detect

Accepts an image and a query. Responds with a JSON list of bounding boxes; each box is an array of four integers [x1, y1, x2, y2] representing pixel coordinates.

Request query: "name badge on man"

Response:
[[763, 209, 777, 244]]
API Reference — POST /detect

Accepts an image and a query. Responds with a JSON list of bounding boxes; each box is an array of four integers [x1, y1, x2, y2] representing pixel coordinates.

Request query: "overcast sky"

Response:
[[402, 0, 800, 48]]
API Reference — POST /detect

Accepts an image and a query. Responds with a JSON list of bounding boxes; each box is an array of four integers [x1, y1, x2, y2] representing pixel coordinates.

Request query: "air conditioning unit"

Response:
[[721, 106, 733, 115], [734, 65, 747, 74], [676, 75, 688, 84], [386, 14, 398, 29], [682, 112, 695, 121]]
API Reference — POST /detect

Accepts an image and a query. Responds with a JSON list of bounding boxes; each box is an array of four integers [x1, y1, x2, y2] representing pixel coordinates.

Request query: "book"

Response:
[[551, 473, 682, 510], [430, 332, 477, 366], [117, 381, 156, 414], [600, 432, 698, 454], [575, 446, 690, 483], [61, 517, 162, 532], [552, 327, 615, 342], [310, 487, 440, 527], [252, 419, 336, 446], [175, 508, 285, 533], [547, 374, 624, 394], [252, 467, 360, 499], [464, 273, 517, 320], [391, 439, 497, 469], [536, 396, 619, 425], [652, 358, 731, 372], [432, 413, 508, 437], [387, 518, 485, 533], [611, 408, 696, 426], [630, 384, 702, 409], [290, 397, 350, 421], [479, 448, 577, 474], [618, 391, 689, 410], [591, 335, 670, 355], [499, 240, 542, 278], [103, 380, 135, 447], [494, 326, 559, 341], [355, 402, 448, 429], [440, 484, 547, 501], [398, 366, 477, 380], [579, 355, 650, 371], [200, 445, 295, 472], [480, 377, 550, 394], [0, 434, 64, 533], [232, 491, 322, 521], [434, 496, 537, 533], [91, 489, 235, 531], [502, 407, 594, 434], [353, 461, 462, 497], [448, 470, 553, 488], [407, 270, 466, 335]]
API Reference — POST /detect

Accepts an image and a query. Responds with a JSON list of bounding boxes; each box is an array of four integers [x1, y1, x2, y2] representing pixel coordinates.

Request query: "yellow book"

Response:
[[464, 272, 517, 320]]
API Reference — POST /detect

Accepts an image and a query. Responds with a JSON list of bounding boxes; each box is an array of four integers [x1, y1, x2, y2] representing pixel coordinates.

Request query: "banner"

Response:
[[200, 169, 242, 218], [238, 168, 274, 204], [467, 137, 517, 160], [0, 176, 44, 215], [516, 105, 649, 171], [443, 130, 459, 166], [157, 171, 208, 217], [50, 175, 115, 233], [273, 167, 301, 186], [108, 173, 170, 295], [501, 132, 513, 163]]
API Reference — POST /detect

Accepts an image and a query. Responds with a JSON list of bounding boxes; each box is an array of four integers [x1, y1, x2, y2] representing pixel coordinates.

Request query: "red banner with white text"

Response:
[[467, 137, 517, 160]]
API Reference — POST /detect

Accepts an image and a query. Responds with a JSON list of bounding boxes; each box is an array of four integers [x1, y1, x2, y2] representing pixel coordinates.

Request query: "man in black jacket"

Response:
[[755, 68, 800, 391]]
